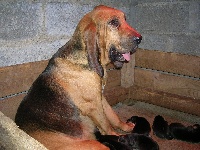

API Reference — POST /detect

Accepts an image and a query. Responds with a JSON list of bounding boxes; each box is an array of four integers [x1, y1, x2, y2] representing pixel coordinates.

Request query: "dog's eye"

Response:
[[108, 18, 120, 28]]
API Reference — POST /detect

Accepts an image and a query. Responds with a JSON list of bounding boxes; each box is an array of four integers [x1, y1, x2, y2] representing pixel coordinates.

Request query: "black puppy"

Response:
[[127, 116, 151, 136], [95, 131, 130, 150], [152, 115, 172, 139], [95, 131, 159, 150], [153, 115, 200, 143], [119, 133, 159, 150], [169, 123, 200, 143]]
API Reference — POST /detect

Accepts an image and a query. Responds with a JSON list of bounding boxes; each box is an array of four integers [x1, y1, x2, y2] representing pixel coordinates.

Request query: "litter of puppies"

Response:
[[96, 115, 200, 150]]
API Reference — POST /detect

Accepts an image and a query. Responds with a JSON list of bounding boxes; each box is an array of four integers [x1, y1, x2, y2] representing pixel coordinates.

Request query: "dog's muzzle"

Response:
[[109, 36, 142, 68]]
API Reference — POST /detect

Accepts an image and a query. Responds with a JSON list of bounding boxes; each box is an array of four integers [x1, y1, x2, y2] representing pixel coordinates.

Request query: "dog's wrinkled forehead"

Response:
[[91, 5, 125, 22]]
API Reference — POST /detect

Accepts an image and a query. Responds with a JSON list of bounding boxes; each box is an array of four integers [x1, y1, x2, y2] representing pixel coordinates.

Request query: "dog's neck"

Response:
[[54, 39, 88, 66]]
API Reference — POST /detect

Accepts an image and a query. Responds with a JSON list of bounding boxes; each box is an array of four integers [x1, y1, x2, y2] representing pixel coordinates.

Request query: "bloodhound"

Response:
[[15, 5, 142, 150]]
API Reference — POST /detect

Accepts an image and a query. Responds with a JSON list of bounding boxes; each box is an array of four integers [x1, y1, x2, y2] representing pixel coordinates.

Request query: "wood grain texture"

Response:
[[0, 86, 126, 121], [104, 86, 129, 105], [0, 94, 26, 120], [135, 49, 200, 78], [0, 61, 118, 98], [121, 53, 135, 88], [0, 61, 122, 120], [129, 86, 200, 116], [134, 68, 200, 99], [106, 69, 121, 89], [0, 60, 48, 98]]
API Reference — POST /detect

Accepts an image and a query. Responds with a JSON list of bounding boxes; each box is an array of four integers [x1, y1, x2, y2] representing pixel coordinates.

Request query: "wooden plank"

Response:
[[0, 86, 126, 120], [0, 69, 120, 120], [134, 68, 200, 99], [106, 69, 121, 89], [129, 86, 200, 116], [0, 94, 26, 120], [135, 49, 200, 78], [0, 60, 48, 98], [121, 53, 135, 88], [0, 60, 119, 98], [104, 86, 129, 105]]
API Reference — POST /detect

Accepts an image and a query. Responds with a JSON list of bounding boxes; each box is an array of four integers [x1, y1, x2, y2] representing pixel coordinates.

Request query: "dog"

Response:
[[152, 115, 172, 140], [95, 131, 159, 150], [118, 133, 159, 150], [95, 131, 130, 150], [126, 116, 151, 136], [95, 116, 158, 150], [15, 5, 142, 150], [169, 123, 200, 143], [153, 115, 200, 143]]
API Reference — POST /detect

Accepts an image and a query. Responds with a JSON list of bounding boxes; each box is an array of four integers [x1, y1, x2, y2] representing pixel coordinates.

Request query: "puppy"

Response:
[[169, 123, 200, 143], [152, 115, 172, 140], [95, 131, 130, 150], [96, 131, 159, 150], [126, 116, 151, 136], [119, 133, 159, 150]]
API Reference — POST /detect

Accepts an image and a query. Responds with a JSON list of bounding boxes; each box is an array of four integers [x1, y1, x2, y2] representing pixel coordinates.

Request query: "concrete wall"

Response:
[[131, 0, 200, 55], [0, 0, 132, 67], [0, 0, 199, 67]]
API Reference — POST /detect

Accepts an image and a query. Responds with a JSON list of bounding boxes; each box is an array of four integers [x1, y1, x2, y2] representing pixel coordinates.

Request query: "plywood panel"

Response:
[[0, 86, 126, 120], [0, 94, 26, 120], [130, 86, 200, 116], [106, 69, 121, 89], [134, 68, 200, 99], [0, 70, 120, 120], [121, 53, 135, 88], [0, 60, 48, 98], [135, 49, 200, 78], [104, 86, 129, 105], [0, 61, 118, 98]]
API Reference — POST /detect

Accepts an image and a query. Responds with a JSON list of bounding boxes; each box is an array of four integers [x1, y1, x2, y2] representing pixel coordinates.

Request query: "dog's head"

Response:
[[75, 5, 142, 77]]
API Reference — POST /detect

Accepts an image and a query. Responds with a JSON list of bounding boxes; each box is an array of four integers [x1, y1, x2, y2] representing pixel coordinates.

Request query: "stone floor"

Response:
[[113, 100, 200, 150]]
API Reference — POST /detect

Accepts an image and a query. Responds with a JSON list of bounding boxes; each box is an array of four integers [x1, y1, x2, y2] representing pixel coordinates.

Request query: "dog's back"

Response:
[[15, 59, 83, 136]]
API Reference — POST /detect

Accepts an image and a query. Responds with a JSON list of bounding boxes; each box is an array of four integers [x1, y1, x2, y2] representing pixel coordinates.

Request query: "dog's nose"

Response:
[[135, 36, 142, 44]]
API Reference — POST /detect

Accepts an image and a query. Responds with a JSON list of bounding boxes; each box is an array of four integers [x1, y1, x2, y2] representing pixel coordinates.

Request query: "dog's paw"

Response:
[[127, 116, 151, 136], [120, 122, 135, 132]]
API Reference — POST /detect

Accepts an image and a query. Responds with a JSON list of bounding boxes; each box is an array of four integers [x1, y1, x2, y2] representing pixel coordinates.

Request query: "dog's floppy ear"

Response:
[[84, 22, 104, 78]]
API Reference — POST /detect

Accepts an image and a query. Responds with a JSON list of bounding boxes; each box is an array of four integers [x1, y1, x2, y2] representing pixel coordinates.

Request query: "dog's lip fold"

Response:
[[109, 45, 138, 62]]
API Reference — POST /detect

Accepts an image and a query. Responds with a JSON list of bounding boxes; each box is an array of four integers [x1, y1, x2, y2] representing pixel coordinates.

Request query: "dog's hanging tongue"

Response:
[[122, 52, 131, 61]]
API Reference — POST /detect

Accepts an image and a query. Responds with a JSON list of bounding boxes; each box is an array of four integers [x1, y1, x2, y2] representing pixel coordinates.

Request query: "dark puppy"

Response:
[[95, 131, 159, 150], [152, 115, 172, 139], [169, 123, 200, 143], [119, 134, 159, 150], [95, 131, 131, 150], [127, 116, 151, 136]]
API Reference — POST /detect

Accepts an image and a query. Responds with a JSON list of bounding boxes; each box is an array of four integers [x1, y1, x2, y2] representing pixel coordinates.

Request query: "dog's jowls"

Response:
[[15, 5, 142, 150]]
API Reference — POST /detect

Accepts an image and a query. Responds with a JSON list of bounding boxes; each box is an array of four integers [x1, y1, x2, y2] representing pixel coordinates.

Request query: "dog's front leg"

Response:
[[101, 96, 134, 132], [84, 101, 119, 136]]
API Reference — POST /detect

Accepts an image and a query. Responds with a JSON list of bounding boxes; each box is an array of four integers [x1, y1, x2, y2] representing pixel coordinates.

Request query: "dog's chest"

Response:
[[53, 60, 102, 104]]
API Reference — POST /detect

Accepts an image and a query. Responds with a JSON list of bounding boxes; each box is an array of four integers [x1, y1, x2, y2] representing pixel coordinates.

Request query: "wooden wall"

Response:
[[132, 49, 200, 116], [0, 49, 200, 120]]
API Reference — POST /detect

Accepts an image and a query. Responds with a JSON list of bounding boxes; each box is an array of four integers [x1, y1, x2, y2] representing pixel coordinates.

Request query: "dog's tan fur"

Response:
[[15, 5, 141, 149]]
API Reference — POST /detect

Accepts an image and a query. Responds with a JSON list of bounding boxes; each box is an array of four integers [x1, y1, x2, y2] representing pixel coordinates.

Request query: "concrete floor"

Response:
[[113, 100, 200, 150]]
